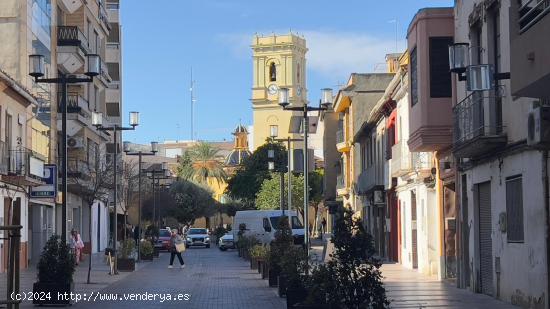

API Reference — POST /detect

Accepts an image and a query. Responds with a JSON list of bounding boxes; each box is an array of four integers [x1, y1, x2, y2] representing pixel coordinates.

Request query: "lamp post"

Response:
[[123, 141, 158, 262], [269, 132, 303, 214], [29, 53, 100, 242], [278, 88, 333, 255], [267, 148, 285, 216], [146, 163, 169, 231], [93, 111, 139, 274]]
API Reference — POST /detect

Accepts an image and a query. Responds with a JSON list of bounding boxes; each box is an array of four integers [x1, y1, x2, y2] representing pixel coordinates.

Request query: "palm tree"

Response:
[[177, 142, 227, 186]]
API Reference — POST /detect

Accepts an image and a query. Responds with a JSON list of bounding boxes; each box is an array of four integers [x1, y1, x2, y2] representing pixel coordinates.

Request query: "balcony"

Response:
[[511, 0, 550, 98], [99, 3, 112, 32], [391, 141, 412, 177], [1, 148, 45, 186], [336, 174, 349, 196], [357, 165, 382, 195], [58, 0, 83, 14], [336, 129, 351, 152], [58, 92, 90, 114], [98, 59, 113, 85], [453, 92, 506, 159], [57, 26, 88, 74], [68, 158, 91, 179]]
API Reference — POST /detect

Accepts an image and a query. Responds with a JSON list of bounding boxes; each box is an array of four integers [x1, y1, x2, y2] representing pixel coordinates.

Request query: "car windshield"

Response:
[[269, 216, 304, 230], [159, 230, 171, 237], [188, 229, 207, 235]]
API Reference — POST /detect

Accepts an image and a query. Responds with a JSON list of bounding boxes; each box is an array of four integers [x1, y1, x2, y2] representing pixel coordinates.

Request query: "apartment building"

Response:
[[0, 0, 55, 268], [452, 0, 549, 306], [406, 7, 455, 279], [56, 0, 120, 253]]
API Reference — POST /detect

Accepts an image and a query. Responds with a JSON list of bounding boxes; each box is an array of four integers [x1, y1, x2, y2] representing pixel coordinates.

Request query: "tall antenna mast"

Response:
[[190, 68, 196, 141]]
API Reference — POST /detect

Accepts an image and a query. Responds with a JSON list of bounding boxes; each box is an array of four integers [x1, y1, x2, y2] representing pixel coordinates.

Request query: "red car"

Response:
[[155, 229, 172, 251]]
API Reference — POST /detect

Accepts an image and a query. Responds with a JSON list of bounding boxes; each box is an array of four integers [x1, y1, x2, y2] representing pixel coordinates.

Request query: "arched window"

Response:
[[269, 62, 276, 82]]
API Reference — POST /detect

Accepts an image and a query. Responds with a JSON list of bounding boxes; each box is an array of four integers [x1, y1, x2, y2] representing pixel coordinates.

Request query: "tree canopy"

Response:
[[225, 141, 287, 205], [168, 180, 217, 226], [176, 141, 227, 185], [255, 173, 304, 211]]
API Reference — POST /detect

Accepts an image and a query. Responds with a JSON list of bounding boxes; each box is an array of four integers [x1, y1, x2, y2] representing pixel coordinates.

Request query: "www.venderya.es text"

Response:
[[12, 291, 191, 303]]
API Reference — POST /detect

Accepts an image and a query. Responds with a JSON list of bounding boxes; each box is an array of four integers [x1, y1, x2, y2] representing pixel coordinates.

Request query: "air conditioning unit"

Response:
[[373, 190, 385, 205], [527, 106, 550, 148], [67, 137, 84, 148]]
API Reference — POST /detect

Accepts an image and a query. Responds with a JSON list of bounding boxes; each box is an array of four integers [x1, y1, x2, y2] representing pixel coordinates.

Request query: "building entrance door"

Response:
[[477, 182, 493, 296], [411, 191, 418, 269]]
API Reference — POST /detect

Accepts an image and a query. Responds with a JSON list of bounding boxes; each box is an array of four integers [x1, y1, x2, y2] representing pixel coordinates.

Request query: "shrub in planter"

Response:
[[249, 245, 268, 270], [117, 238, 136, 272], [140, 239, 154, 261], [213, 226, 227, 245], [33, 235, 75, 305], [153, 246, 160, 257], [268, 215, 294, 288], [301, 208, 389, 309], [279, 245, 308, 298]]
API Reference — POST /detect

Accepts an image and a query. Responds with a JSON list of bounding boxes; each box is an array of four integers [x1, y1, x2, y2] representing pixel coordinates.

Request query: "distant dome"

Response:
[[225, 149, 251, 166], [233, 124, 248, 134]]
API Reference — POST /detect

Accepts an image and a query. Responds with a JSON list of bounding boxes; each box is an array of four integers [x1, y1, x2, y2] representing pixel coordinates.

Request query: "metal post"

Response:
[[113, 126, 118, 274], [280, 171, 285, 216], [303, 107, 310, 255], [137, 152, 142, 262], [61, 75, 68, 242], [287, 137, 292, 214], [152, 172, 156, 230]]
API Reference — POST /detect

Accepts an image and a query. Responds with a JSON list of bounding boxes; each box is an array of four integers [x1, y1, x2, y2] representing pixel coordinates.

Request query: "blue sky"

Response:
[[121, 0, 453, 144]]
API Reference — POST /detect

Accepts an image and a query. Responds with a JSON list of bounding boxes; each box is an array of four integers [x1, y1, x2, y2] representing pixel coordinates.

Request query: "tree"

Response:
[[308, 169, 324, 235], [255, 173, 304, 213], [176, 141, 227, 185], [169, 180, 217, 226], [68, 152, 113, 284], [119, 160, 139, 242], [226, 141, 287, 205], [308, 208, 389, 308]]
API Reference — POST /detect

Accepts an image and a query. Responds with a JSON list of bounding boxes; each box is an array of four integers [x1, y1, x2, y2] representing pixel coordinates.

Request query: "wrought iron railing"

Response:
[[519, 0, 550, 33], [6, 148, 45, 179], [453, 92, 504, 146], [57, 26, 89, 51], [58, 92, 89, 114], [391, 140, 412, 176]]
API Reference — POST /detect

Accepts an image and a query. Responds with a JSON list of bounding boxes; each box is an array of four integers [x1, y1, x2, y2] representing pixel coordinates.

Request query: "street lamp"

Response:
[[278, 88, 333, 255], [29, 53, 100, 242], [146, 163, 170, 231], [93, 111, 139, 274], [123, 141, 158, 262]]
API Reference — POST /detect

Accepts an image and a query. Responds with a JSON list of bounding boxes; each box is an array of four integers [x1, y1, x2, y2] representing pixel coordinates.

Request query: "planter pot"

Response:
[[277, 275, 287, 297], [117, 258, 136, 272], [268, 267, 279, 287], [293, 304, 332, 309], [250, 258, 258, 270], [286, 286, 307, 309], [140, 253, 153, 261], [262, 262, 269, 279], [32, 282, 74, 306]]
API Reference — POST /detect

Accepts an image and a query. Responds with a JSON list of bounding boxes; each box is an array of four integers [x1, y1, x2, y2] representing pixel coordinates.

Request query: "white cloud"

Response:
[[302, 30, 406, 77], [219, 30, 406, 80]]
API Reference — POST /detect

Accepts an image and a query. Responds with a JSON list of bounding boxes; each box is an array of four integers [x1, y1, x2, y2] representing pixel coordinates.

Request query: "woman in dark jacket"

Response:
[[168, 229, 185, 269]]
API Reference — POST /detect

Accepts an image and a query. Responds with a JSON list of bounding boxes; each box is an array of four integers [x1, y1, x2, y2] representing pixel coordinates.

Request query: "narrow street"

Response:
[[73, 247, 285, 309]]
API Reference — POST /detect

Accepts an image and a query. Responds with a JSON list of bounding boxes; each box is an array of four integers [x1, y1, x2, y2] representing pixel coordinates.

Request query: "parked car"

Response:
[[218, 233, 235, 251], [155, 228, 172, 251], [232, 210, 304, 245], [185, 228, 210, 248]]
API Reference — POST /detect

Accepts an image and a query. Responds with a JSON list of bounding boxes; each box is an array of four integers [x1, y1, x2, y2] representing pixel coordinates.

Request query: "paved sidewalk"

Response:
[[0, 251, 150, 308], [74, 246, 286, 309], [382, 263, 518, 308]]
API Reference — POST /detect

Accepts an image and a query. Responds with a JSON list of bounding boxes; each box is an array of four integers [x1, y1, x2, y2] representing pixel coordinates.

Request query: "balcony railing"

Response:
[[100, 59, 112, 83], [453, 92, 506, 158], [68, 158, 90, 177], [519, 0, 550, 33], [411, 152, 432, 171], [6, 148, 45, 180], [58, 92, 90, 114], [336, 130, 344, 144], [99, 3, 112, 31], [391, 141, 412, 177], [336, 174, 345, 189], [57, 26, 89, 52], [0, 141, 8, 175]]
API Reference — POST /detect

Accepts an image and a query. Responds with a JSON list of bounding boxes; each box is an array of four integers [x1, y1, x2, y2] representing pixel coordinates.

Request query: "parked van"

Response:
[[232, 210, 305, 245]]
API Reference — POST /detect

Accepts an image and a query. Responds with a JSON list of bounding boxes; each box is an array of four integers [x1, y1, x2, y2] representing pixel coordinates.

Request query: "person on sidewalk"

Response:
[[71, 230, 84, 265], [168, 229, 185, 269], [321, 217, 327, 235]]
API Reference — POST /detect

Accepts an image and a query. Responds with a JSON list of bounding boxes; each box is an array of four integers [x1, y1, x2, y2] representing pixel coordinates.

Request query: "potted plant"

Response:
[[140, 239, 154, 261], [249, 245, 268, 271], [117, 238, 136, 271], [33, 235, 76, 305], [268, 215, 294, 288], [278, 245, 308, 298]]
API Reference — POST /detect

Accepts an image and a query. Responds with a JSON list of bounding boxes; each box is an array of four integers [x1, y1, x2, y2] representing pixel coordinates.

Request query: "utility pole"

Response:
[[190, 68, 196, 141]]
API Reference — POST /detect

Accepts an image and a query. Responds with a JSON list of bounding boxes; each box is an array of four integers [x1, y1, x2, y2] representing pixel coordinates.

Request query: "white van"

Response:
[[232, 210, 305, 245]]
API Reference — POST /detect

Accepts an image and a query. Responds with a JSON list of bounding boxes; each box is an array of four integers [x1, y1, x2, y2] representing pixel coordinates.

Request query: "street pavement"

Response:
[[73, 246, 286, 309], [383, 263, 519, 308]]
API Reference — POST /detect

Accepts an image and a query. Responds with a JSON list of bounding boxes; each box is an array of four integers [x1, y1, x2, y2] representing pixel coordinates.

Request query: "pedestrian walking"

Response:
[[168, 229, 185, 269], [321, 217, 327, 235], [71, 230, 84, 265]]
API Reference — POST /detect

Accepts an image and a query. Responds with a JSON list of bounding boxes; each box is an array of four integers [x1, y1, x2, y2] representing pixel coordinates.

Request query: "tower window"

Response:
[[269, 62, 277, 82]]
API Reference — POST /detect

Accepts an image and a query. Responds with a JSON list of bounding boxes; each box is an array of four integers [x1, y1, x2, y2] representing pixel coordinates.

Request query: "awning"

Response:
[[29, 199, 56, 207]]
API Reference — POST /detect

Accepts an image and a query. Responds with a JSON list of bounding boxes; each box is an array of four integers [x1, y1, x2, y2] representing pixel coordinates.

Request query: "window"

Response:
[[429, 37, 453, 98], [410, 47, 418, 106], [401, 201, 407, 249], [269, 62, 277, 82], [360, 142, 366, 171], [506, 176, 524, 243]]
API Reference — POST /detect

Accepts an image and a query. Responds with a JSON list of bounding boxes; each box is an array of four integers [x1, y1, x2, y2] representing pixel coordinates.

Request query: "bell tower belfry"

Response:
[[251, 33, 307, 150]]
